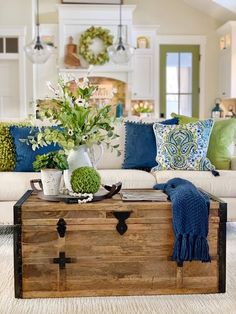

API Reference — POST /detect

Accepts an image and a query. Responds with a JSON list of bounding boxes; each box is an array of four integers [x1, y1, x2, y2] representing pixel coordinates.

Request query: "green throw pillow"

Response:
[[171, 113, 236, 170], [0, 122, 30, 171], [152, 119, 215, 171], [207, 119, 236, 170], [171, 112, 198, 124]]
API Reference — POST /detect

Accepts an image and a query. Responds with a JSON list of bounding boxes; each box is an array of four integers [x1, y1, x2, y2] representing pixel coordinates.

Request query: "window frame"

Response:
[[156, 35, 206, 119], [160, 44, 200, 118]]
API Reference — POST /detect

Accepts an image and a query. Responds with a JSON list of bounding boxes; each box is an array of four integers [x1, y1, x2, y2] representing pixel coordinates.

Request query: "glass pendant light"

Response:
[[108, 3, 134, 64], [24, 0, 52, 64]]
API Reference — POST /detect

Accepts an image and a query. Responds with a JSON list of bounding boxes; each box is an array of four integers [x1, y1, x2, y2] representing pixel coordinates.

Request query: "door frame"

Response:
[[156, 35, 206, 119]]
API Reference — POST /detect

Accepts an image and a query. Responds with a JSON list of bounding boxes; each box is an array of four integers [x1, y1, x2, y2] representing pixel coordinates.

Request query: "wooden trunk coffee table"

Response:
[[14, 190, 227, 299]]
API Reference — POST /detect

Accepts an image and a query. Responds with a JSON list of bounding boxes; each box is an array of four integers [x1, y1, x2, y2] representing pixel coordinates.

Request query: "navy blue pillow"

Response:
[[10, 126, 60, 172], [122, 118, 179, 170]]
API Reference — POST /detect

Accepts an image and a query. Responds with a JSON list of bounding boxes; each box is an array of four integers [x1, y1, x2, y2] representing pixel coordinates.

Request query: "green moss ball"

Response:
[[70, 166, 101, 194]]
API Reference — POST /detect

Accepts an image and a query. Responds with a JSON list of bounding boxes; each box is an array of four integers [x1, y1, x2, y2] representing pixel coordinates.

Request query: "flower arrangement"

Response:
[[25, 74, 120, 155], [133, 102, 154, 115]]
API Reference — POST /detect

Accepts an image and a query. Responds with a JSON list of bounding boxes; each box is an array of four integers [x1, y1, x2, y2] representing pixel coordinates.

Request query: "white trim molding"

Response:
[[156, 35, 206, 119]]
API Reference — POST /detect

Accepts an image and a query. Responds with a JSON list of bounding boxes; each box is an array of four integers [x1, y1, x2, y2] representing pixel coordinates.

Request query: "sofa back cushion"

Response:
[[96, 122, 125, 169]]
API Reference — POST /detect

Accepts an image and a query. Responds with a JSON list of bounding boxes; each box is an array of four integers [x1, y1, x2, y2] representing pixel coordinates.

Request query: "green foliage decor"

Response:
[[0, 124, 15, 171], [0, 122, 29, 171], [79, 26, 113, 65], [23, 77, 120, 155], [70, 166, 101, 194], [33, 151, 68, 172]]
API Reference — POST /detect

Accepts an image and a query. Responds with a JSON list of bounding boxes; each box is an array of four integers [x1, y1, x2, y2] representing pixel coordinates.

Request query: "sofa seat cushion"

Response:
[[152, 170, 236, 197], [0, 170, 156, 201], [98, 169, 156, 189], [0, 172, 41, 201]]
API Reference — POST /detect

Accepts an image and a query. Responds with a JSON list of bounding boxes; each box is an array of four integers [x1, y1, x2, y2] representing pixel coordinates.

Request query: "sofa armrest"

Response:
[[231, 156, 236, 170]]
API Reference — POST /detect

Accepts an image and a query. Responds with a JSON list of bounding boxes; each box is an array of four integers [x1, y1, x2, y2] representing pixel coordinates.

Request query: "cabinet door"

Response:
[[219, 48, 231, 99], [0, 60, 20, 118], [132, 54, 154, 100]]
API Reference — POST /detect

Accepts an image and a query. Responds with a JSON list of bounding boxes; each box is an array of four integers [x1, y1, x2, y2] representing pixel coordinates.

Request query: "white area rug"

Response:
[[0, 224, 236, 314]]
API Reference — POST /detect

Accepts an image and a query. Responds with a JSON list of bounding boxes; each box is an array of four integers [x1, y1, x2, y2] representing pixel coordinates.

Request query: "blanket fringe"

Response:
[[173, 234, 211, 263]]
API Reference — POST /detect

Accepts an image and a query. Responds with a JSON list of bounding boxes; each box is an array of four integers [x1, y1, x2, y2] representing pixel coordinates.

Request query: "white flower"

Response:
[[46, 81, 60, 96], [78, 76, 90, 89], [82, 76, 89, 87], [75, 98, 87, 107], [82, 135, 89, 141], [68, 129, 74, 136]]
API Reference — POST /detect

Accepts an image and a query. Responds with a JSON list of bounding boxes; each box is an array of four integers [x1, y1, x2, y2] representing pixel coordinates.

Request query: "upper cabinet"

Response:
[[217, 21, 236, 99], [131, 26, 157, 100], [132, 54, 154, 100]]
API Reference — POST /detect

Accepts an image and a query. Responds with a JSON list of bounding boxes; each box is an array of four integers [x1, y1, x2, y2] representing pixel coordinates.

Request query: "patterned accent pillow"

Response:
[[152, 119, 215, 171]]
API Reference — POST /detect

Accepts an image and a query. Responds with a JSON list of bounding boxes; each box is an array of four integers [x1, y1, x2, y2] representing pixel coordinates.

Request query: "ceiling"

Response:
[[184, 0, 236, 22]]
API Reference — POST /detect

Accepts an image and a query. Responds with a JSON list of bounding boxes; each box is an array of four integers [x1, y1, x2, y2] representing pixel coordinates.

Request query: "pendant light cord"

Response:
[[119, 2, 122, 29], [117, 2, 125, 50], [35, 0, 43, 50]]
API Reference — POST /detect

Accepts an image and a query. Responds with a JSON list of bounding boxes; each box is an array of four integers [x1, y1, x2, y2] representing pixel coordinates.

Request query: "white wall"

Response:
[[0, 0, 223, 118], [0, 0, 34, 111]]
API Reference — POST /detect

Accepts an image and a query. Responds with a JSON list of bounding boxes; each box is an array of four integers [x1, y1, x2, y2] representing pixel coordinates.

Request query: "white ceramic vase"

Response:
[[41, 169, 62, 196]]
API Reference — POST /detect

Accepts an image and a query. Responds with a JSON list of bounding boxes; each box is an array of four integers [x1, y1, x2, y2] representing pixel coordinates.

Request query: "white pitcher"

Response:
[[67, 144, 92, 172], [64, 144, 103, 191]]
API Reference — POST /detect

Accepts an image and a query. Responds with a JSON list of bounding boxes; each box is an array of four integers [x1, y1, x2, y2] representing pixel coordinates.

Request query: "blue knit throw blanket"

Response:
[[154, 178, 211, 263]]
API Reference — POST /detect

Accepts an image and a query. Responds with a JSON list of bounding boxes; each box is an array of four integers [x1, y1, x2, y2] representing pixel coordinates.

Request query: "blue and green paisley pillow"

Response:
[[152, 119, 215, 171]]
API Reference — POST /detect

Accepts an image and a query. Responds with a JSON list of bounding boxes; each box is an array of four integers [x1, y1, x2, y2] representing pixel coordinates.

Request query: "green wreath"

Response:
[[79, 26, 113, 65]]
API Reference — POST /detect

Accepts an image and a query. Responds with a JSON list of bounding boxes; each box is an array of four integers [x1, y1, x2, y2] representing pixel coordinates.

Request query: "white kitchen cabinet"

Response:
[[131, 26, 158, 101], [217, 21, 236, 99], [132, 53, 154, 100], [219, 47, 231, 99]]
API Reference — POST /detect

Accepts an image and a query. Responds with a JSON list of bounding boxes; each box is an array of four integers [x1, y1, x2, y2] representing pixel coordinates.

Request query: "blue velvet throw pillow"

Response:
[[10, 126, 60, 172], [122, 118, 179, 170]]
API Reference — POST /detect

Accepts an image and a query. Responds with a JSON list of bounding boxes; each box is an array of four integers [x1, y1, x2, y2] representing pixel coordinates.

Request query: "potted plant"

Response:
[[33, 151, 68, 196]]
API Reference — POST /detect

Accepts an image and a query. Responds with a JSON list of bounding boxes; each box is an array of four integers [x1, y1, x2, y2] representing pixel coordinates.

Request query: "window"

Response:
[[5, 38, 18, 53], [160, 45, 200, 118], [0, 37, 18, 54]]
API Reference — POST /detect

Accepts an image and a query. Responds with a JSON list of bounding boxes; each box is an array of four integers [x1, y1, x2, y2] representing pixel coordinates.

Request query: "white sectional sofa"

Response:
[[1, 121, 236, 224]]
